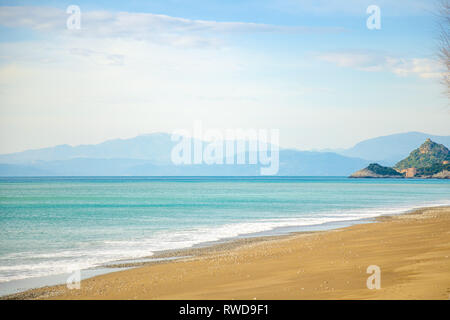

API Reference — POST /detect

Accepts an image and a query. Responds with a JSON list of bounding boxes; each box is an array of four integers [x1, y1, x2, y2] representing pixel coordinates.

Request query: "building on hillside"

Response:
[[400, 167, 417, 178]]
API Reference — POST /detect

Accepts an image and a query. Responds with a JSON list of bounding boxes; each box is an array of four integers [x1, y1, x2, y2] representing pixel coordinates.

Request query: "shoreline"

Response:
[[0, 215, 374, 297], [0, 201, 439, 297], [3, 205, 450, 300]]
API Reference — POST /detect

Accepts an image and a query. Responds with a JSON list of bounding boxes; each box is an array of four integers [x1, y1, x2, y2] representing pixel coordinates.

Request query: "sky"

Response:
[[0, 0, 449, 154]]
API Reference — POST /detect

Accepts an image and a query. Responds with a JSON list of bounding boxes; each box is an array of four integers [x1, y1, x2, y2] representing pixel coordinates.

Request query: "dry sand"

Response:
[[5, 206, 450, 300]]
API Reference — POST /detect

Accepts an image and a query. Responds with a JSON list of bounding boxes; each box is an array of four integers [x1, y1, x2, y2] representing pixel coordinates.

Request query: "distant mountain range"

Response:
[[0, 133, 175, 165], [0, 132, 448, 176]]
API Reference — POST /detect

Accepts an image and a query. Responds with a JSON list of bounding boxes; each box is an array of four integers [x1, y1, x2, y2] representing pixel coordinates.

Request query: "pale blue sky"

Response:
[[0, 0, 448, 153]]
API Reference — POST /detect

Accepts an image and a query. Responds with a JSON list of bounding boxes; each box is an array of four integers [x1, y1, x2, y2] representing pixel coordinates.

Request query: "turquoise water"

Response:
[[0, 177, 449, 285]]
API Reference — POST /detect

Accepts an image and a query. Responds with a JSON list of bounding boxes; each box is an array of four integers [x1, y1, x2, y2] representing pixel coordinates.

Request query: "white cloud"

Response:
[[0, 6, 64, 30], [317, 51, 443, 79], [69, 48, 125, 66], [0, 35, 280, 153], [274, 0, 432, 16], [0, 5, 447, 154], [0, 6, 344, 48], [389, 58, 443, 79]]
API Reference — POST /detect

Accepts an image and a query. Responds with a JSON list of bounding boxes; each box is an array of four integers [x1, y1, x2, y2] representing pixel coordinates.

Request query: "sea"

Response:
[[0, 176, 449, 295]]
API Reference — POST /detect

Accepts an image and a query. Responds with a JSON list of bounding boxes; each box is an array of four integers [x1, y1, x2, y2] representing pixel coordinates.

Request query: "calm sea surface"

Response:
[[0, 177, 449, 287]]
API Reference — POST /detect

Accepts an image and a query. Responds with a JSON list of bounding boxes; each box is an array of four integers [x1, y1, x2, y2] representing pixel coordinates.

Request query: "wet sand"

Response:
[[4, 206, 450, 300]]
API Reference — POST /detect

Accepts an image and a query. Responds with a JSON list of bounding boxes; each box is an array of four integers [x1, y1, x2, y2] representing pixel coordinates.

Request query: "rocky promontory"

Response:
[[350, 139, 450, 179], [350, 163, 404, 178]]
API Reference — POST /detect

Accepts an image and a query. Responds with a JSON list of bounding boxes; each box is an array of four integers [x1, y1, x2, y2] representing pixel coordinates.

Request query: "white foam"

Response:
[[1, 199, 449, 283]]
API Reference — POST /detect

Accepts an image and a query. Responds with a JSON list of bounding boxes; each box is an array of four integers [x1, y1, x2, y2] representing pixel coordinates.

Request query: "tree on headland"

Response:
[[437, 0, 450, 96]]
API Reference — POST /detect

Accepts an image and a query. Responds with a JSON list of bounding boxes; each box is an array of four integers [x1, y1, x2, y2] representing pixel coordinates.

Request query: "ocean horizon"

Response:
[[0, 176, 449, 295]]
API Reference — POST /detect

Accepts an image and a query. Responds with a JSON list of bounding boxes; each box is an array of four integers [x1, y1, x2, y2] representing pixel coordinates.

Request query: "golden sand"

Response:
[[7, 206, 450, 300]]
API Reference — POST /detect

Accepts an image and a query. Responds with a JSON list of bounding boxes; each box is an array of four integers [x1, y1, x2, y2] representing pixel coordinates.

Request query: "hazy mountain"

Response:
[[4, 131, 447, 176], [0, 164, 52, 176], [0, 152, 369, 177], [0, 133, 175, 164], [0, 133, 370, 176], [276, 150, 368, 176], [338, 132, 450, 166]]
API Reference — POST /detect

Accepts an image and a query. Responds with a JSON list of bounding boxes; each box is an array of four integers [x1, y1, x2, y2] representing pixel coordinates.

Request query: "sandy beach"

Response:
[[5, 206, 450, 300]]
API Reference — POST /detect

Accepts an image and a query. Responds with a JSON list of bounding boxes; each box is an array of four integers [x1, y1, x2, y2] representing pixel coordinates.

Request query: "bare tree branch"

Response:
[[437, 0, 450, 97]]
